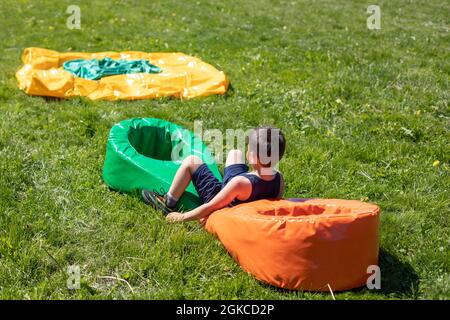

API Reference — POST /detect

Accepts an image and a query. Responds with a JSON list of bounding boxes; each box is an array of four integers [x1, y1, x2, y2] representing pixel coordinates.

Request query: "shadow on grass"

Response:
[[334, 249, 420, 298], [256, 248, 420, 299], [224, 83, 235, 98], [377, 248, 420, 297]]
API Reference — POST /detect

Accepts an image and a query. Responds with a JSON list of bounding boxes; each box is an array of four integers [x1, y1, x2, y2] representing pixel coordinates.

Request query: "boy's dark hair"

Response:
[[248, 127, 286, 167]]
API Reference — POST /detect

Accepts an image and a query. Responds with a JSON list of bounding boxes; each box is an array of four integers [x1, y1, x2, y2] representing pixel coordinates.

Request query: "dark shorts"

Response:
[[191, 163, 249, 204]]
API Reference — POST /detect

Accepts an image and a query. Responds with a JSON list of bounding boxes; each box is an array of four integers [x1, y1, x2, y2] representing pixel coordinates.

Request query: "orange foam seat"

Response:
[[202, 198, 380, 291]]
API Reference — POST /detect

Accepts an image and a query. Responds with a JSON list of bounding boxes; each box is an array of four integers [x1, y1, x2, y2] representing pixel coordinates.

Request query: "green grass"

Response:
[[0, 0, 449, 299]]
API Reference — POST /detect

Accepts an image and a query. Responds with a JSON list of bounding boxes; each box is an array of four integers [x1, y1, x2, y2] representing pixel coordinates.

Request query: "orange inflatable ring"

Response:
[[203, 198, 380, 291]]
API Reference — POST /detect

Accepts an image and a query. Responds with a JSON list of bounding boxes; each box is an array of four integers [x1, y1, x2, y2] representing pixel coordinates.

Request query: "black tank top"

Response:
[[232, 172, 281, 205]]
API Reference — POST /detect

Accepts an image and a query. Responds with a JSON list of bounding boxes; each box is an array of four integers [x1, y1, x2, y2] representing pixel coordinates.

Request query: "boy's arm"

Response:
[[167, 176, 250, 222]]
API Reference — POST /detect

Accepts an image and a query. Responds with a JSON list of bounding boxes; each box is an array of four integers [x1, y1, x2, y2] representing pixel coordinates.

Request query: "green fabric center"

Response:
[[63, 57, 162, 80]]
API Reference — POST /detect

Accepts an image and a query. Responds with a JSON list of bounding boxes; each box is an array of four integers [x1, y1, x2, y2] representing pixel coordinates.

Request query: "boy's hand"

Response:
[[166, 212, 185, 222]]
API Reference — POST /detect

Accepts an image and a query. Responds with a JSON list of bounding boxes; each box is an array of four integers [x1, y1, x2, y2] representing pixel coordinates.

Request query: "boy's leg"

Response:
[[142, 155, 203, 214], [225, 149, 244, 166], [168, 155, 203, 200], [222, 150, 249, 186]]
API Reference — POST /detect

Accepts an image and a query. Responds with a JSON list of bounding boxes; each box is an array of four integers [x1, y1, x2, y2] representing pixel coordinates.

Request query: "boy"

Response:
[[142, 127, 285, 222]]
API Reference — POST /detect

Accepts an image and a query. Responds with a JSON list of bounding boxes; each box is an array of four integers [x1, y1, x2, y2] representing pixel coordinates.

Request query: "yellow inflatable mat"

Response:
[[16, 47, 229, 100]]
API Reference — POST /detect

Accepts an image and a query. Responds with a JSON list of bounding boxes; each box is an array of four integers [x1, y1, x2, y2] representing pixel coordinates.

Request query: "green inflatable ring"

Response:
[[102, 118, 222, 210]]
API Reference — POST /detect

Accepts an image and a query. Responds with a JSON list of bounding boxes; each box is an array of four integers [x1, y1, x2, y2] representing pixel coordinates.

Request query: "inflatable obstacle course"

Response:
[[16, 47, 229, 100], [102, 118, 222, 210], [102, 118, 381, 291]]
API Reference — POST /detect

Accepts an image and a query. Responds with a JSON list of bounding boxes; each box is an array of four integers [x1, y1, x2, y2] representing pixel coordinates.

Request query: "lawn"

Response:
[[0, 0, 448, 299]]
